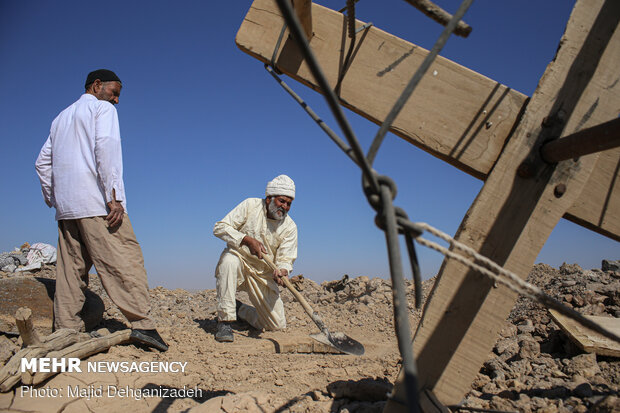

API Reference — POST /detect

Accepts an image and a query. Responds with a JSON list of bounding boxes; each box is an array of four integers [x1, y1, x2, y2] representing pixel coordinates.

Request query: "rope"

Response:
[[415, 222, 620, 345], [271, 1, 472, 411], [266, 0, 620, 410], [274, 0, 380, 195], [380, 183, 420, 412], [264, 65, 358, 165]]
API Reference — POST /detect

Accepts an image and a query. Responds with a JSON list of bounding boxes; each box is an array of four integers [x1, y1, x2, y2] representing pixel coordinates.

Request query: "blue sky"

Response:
[[0, 1, 617, 290]]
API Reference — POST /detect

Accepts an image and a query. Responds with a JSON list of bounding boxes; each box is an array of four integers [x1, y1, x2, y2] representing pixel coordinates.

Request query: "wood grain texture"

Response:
[[236, 0, 620, 241], [549, 310, 620, 357], [292, 0, 313, 40], [387, 0, 620, 408], [236, 0, 527, 179]]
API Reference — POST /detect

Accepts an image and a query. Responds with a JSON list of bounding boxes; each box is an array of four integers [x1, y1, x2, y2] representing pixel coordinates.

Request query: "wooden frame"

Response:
[[236, 0, 620, 409]]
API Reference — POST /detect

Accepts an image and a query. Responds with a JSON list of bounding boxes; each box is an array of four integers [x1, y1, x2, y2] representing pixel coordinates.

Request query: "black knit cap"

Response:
[[84, 69, 121, 88]]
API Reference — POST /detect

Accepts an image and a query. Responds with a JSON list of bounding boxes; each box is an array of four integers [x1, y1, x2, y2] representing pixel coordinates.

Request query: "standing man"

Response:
[[35, 69, 167, 352], [213, 175, 298, 342]]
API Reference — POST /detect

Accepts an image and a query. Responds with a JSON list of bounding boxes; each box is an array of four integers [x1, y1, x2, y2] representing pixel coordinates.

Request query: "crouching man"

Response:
[[212, 175, 298, 342]]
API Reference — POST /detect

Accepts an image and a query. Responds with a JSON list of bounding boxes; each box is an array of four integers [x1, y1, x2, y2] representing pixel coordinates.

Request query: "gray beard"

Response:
[[268, 200, 287, 221]]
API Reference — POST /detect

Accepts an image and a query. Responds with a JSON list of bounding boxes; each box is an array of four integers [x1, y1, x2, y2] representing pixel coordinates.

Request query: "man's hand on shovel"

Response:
[[242, 236, 287, 286], [241, 236, 266, 258], [272, 268, 289, 287]]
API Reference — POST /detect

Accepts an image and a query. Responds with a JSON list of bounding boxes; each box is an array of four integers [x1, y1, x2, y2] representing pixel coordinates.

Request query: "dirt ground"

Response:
[[0, 261, 619, 412]]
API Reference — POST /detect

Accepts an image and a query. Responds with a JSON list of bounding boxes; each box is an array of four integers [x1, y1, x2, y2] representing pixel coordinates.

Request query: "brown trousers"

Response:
[[54, 214, 154, 331]]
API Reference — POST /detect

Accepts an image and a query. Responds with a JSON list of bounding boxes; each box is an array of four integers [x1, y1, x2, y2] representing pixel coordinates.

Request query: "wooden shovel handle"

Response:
[[262, 256, 316, 318]]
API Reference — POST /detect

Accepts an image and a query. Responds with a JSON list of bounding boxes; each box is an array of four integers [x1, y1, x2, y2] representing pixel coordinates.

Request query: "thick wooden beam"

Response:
[[236, 0, 620, 241], [236, 0, 527, 180], [292, 0, 313, 40], [386, 0, 620, 409]]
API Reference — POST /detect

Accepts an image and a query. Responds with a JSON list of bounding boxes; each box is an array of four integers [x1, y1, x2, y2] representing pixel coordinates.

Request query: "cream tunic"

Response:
[[213, 197, 298, 330], [213, 197, 297, 280]]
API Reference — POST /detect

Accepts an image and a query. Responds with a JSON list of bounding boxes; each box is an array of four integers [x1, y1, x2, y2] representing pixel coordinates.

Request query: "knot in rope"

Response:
[[362, 171, 396, 212], [362, 172, 405, 233], [375, 206, 411, 233]]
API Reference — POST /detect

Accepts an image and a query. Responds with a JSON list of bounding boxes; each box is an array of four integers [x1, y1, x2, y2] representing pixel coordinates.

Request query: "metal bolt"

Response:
[[554, 184, 567, 198]]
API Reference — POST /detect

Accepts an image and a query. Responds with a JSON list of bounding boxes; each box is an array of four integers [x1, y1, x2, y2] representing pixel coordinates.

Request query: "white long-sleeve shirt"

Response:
[[35, 94, 127, 220], [213, 198, 297, 276]]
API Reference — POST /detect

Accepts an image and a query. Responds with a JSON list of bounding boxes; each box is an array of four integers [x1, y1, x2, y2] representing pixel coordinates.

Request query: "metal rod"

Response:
[[275, 0, 381, 194], [366, 0, 474, 165], [541, 117, 620, 163], [381, 185, 420, 413], [264, 64, 359, 165]]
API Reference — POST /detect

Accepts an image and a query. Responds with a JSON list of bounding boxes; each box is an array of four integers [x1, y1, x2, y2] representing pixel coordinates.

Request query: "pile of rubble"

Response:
[[463, 261, 620, 412], [0, 243, 56, 274], [0, 254, 618, 412]]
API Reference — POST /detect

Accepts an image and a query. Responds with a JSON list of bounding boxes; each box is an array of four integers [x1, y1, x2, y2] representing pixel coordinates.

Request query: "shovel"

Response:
[[263, 256, 365, 356]]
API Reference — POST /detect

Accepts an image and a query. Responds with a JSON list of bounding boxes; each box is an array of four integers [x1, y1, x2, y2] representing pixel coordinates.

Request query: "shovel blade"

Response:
[[310, 331, 365, 356]]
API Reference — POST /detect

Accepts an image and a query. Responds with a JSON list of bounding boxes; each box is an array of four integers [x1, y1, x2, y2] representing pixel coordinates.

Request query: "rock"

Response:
[[483, 359, 508, 380], [572, 294, 586, 307], [471, 373, 491, 389], [498, 323, 517, 338], [327, 378, 392, 402], [563, 353, 601, 378], [0, 277, 104, 334], [323, 274, 349, 293], [560, 263, 583, 275], [0, 335, 18, 364], [518, 336, 541, 359], [588, 395, 620, 412], [366, 278, 382, 294], [494, 337, 518, 359], [310, 389, 329, 401], [602, 260, 620, 272], [517, 320, 535, 334]]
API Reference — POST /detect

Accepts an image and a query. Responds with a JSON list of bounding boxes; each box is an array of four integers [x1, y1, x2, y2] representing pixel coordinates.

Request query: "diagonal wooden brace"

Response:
[[386, 0, 620, 409]]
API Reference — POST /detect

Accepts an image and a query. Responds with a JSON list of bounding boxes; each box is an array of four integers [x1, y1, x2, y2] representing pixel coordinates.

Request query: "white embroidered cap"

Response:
[[265, 175, 295, 199]]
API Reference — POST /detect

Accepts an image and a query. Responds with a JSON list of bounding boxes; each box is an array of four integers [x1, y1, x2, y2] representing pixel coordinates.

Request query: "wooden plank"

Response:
[[549, 310, 620, 357], [292, 0, 313, 41], [386, 0, 620, 409], [236, 0, 620, 241], [236, 0, 528, 180], [566, 147, 620, 241]]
